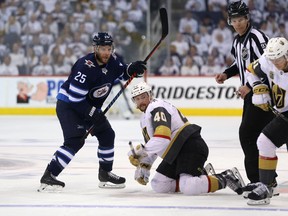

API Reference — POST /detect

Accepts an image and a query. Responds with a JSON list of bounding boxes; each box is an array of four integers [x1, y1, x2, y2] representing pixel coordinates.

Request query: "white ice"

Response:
[[0, 115, 287, 216]]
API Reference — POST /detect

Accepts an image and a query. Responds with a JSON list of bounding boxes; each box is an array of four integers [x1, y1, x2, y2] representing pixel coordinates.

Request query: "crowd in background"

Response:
[[0, 0, 287, 76]]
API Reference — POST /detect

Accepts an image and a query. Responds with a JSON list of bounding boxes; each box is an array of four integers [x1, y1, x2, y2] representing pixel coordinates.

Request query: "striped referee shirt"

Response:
[[224, 24, 269, 86]]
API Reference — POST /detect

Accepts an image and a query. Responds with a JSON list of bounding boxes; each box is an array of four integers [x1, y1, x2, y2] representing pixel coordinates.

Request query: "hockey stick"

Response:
[[129, 141, 136, 156], [82, 8, 168, 140], [268, 104, 288, 123]]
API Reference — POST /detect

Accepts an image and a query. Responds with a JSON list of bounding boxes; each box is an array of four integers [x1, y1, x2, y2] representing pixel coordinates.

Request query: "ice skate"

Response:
[[220, 169, 243, 195], [37, 169, 65, 192], [98, 168, 126, 189], [243, 179, 279, 199], [247, 182, 272, 205], [204, 163, 216, 175]]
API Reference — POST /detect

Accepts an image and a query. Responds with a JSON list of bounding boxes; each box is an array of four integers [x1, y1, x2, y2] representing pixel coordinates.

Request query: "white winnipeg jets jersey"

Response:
[[246, 55, 288, 113], [139, 98, 189, 158]]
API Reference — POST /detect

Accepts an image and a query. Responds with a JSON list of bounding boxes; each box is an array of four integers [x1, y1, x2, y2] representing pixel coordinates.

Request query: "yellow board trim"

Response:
[[0, 108, 56, 115], [0, 108, 242, 116], [179, 108, 242, 116]]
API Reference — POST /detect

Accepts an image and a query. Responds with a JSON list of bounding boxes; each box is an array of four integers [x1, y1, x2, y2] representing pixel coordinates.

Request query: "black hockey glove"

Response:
[[127, 61, 147, 77], [86, 106, 106, 124]]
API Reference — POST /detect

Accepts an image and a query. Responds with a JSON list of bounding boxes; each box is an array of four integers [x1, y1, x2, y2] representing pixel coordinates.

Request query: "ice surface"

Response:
[[0, 115, 287, 216]]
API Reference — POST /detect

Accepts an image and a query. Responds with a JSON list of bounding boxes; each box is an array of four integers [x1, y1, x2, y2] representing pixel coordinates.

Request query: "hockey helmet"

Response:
[[131, 82, 152, 99], [93, 32, 113, 46], [227, 1, 249, 21], [264, 37, 288, 60]]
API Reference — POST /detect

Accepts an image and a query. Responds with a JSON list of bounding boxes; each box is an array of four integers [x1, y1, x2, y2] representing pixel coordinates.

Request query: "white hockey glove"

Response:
[[128, 144, 147, 167], [134, 163, 151, 185], [252, 84, 271, 111]]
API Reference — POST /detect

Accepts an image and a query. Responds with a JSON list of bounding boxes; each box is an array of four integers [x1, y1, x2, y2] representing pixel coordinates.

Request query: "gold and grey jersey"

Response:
[[246, 55, 288, 113], [140, 98, 201, 164]]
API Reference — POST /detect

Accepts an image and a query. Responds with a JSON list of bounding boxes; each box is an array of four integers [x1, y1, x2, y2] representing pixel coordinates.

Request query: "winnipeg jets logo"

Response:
[[89, 83, 111, 99], [85, 59, 95, 68]]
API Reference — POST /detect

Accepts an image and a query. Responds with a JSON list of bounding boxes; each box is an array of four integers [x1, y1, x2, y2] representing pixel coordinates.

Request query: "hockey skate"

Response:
[[220, 169, 244, 195], [243, 179, 279, 199], [247, 182, 273, 205], [37, 169, 65, 192], [98, 168, 126, 189], [204, 163, 216, 175]]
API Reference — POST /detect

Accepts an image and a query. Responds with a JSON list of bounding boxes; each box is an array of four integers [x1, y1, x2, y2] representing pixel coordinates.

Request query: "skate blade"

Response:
[[243, 187, 279, 199], [37, 183, 64, 192], [231, 167, 246, 187], [247, 198, 270, 205], [98, 182, 125, 189], [204, 163, 216, 175]]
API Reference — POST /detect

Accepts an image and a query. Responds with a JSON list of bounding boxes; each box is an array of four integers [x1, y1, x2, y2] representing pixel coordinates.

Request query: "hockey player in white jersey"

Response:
[[245, 37, 288, 205], [127, 82, 244, 195]]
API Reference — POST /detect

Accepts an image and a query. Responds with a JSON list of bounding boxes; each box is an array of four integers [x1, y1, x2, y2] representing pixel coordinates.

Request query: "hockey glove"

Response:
[[134, 163, 151, 185], [128, 144, 147, 167], [86, 106, 106, 124], [252, 84, 271, 111], [127, 61, 146, 77]]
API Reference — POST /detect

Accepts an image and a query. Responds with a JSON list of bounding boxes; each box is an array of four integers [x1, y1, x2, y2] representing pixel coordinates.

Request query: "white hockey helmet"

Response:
[[264, 37, 288, 60], [131, 82, 152, 98]]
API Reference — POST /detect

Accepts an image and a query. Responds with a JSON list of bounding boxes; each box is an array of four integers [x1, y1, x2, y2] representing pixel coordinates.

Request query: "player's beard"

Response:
[[137, 103, 147, 112], [95, 53, 110, 65]]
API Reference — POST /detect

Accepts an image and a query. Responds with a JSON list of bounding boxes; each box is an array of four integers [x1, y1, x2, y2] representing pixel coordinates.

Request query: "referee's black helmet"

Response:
[[227, 1, 249, 19]]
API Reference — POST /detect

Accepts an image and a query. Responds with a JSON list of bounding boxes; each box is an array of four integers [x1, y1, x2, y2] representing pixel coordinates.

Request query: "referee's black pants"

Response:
[[239, 91, 275, 183]]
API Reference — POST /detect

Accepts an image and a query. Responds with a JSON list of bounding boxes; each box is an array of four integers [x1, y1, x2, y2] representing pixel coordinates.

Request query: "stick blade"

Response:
[[159, 8, 168, 39]]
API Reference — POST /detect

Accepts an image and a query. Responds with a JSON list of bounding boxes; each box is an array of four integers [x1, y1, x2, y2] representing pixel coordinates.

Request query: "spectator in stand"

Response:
[[32, 34, 44, 57], [68, 33, 87, 58], [22, 14, 42, 35], [158, 57, 180, 75], [185, 0, 206, 11], [184, 45, 204, 70], [211, 19, 233, 46], [171, 33, 189, 58], [83, 13, 95, 35], [63, 47, 77, 67], [209, 47, 225, 67], [85, 2, 103, 21], [41, 0, 57, 14], [9, 42, 25, 74], [170, 44, 182, 69], [127, 0, 144, 23], [73, 2, 85, 23], [51, 1, 67, 29], [178, 11, 198, 34], [4, 15, 21, 36], [208, 0, 228, 11], [54, 54, 70, 75], [24, 47, 39, 73], [208, 32, 231, 58], [275, 23, 288, 38], [47, 36, 66, 57], [181, 25, 194, 47], [0, 55, 19, 75], [259, 21, 273, 38], [39, 25, 55, 52], [192, 33, 209, 56], [199, 26, 212, 47], [200, 55, 222, 76], [43, 14, 59, 37], [60, 24, 74, 44], [180, 56, 199, 76], [31, 54, 53, 75]]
